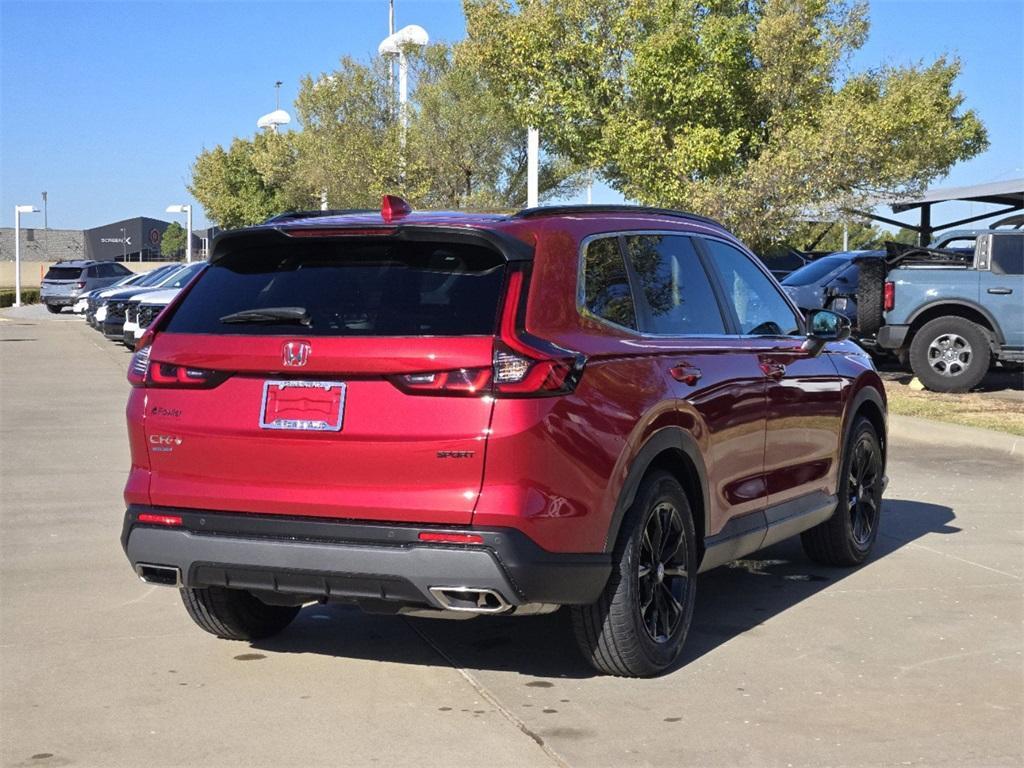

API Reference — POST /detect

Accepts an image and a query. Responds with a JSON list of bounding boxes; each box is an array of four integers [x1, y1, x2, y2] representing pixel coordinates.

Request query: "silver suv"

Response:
[[40, 260, 134, 314]]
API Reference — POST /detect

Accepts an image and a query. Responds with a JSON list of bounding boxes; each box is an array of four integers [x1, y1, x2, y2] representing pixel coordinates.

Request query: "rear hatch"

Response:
[[40, 266, 84, 297], [138, 231, 508, 524]]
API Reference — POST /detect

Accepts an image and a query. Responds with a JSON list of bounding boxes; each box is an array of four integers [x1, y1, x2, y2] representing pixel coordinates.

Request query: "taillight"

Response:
[[391, 367, 492, 396], [75, 281, 86, 289], [883, 281, 895, 312], [127, 336, 225, 389]]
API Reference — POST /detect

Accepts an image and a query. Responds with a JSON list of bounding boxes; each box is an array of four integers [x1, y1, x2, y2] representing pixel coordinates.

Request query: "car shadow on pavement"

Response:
[[252, 498, 956, 679]]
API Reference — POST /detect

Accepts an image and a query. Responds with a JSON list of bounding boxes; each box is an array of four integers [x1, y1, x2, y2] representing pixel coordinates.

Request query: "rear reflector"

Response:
[[137, 513, 183, 526], [418, 532, 485, 545]]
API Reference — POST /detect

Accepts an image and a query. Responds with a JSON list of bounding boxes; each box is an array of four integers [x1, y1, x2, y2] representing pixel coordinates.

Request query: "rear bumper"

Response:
[[42, 296, 75, 306], [876, 324, 910, 350], [121, 506, 611, 611]]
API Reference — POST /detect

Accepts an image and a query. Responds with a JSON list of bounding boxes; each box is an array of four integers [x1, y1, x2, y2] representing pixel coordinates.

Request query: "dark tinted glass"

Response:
[[113, 263, 133, 275], [86, 266, 99, 277], [43, 267, 83, 280], [703, 240, 800, 336], [135, 266, 179, 287], [582, 237, 637, 330], [624, 235, 725, 335], [781, 255, 849, 286], [165, 240, 505, 336], [991, 236, 1024, 275]]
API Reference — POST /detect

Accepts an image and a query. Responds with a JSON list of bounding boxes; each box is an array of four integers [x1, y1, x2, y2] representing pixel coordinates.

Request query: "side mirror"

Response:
[[802, 309, 851, 356]]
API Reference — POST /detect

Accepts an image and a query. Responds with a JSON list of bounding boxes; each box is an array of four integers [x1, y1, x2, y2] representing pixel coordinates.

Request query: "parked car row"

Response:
[[61, 260, 207, 347]]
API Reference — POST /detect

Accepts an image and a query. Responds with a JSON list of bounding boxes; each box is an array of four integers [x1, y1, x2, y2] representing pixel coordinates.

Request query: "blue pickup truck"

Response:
[[864, 231, 1023, 392]]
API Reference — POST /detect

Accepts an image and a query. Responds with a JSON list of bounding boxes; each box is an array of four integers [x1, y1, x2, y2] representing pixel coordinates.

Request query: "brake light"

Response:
[[285, 227, 395, 238], [492, 269, 585, 397], [392, 367, 492, 395], [75, 281, 86, 289], [417, 532, 484, 545], [137, 513, 182, 526], [883, 281, 895, 312], [127, 337, 224, 389]]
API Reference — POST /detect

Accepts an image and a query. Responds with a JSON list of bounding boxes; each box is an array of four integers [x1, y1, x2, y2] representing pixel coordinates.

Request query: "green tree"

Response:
[[189, 132, 308, 229], [160, 222, 186, 258], [464, 0, 988, 251]]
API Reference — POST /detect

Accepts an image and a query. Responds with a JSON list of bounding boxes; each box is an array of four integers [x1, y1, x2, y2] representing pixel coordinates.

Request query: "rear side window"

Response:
[[86, 266, 100, 277], [623, 235, 725, 335], [582, 237, 638, 330], [164, 239, 506, 336], [703, 240, 801, 336], [991, 237, 1024, 275], [781, 255, 848, 287], [44, 267, 83, 280], [112, 263, 133, 275]]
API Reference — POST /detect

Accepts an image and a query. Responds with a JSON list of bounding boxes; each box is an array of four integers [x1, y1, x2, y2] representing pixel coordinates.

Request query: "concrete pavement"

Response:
[[2, 304, 1021, 768]]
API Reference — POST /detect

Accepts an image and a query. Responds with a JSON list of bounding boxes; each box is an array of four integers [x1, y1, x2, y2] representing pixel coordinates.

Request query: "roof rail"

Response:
[[262, 209, 376, 224], [512, 204, 725, 229]]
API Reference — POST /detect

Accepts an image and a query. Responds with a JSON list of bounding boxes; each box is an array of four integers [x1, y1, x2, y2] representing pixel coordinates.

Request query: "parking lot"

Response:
[[1, 304, 1021, 768]]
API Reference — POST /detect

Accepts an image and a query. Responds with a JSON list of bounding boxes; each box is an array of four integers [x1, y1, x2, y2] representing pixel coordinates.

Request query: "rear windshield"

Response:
[[781, 255, 848, 286], [44, 266, 84, 280], [164, 239, 506, 336]]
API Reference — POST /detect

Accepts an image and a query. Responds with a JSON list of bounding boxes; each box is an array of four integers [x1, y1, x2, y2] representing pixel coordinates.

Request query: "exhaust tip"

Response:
[[429, 586, 511, 614], [135, 563, 182, 587]]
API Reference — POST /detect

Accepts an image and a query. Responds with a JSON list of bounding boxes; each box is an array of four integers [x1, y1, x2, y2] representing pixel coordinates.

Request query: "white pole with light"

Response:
[[13, 205, 39, 307], [378, 25, 429, 148], [527, 127, 539, 208], [165, 204, 193, 263]]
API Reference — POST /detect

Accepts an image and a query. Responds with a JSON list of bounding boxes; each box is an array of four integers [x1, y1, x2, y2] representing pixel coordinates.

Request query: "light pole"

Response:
[[166, 204, 193, 263], [527, 127, 539, 208], [378, 25, 429, 146], [13, 205, 39, 307], [257, 81, 292, 133], [120, 227, 127, 261]]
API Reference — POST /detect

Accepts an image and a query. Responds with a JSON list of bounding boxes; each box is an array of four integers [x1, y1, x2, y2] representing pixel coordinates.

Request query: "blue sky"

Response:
[[1, 0, 1021, 233]]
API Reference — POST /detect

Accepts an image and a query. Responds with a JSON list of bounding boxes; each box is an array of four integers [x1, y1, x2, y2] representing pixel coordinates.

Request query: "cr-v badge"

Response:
[[282, 340, 311, 367]]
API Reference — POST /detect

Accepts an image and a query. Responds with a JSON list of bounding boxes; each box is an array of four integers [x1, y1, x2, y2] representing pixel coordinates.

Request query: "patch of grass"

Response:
[[885, 381, 1024, 436], [0, 288, 40, 307]]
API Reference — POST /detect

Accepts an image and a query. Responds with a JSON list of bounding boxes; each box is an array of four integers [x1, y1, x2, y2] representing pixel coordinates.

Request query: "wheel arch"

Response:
[[907, 300, 1003, 347], [842, 384, 888, 479], [604, 427, 709, 558]]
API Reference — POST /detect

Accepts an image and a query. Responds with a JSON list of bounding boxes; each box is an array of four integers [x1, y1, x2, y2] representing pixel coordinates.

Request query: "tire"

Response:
[[801, 418, 884, 566], [855, 259, 885, 336], [908, 316, 991, 393], [180, 586, 300, 641], [46, 304, 63, 314], [571, 471, 697, 677]]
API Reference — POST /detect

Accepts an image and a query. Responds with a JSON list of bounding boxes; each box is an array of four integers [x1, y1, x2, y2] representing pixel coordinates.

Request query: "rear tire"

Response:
[[855, 259, 885, 336], [909, 316, 990, 393], [571, 471, 697, 677], [801, 418, 884, 566], [46, 304, 63, 314], [180, 586, 300, 641]]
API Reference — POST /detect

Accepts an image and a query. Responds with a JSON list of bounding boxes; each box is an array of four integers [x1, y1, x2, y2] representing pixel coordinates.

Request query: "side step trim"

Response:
[[699, 491, 837, 573]]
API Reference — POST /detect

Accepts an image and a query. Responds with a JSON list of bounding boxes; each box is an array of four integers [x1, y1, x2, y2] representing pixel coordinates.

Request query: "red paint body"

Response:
[[125, 209, 884, 556]]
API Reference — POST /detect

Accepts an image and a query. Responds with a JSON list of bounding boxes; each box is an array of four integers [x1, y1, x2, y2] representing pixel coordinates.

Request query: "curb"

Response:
[[888, 414, 1024, 463]]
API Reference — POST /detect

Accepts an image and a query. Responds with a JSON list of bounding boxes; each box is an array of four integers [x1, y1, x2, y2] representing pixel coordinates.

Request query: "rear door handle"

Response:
[[669, 365, 702, 385], [987, 288, 1013, 295], [760, 361, 786, 379]]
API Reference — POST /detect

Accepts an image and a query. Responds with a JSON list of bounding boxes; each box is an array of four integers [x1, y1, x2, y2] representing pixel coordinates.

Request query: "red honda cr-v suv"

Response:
[[121, 198, 887, 677]]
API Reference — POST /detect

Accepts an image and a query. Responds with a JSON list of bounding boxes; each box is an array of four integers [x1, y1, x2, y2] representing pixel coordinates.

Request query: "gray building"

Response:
[[84, 217, 171, 261], [0, 227, 86, 262]]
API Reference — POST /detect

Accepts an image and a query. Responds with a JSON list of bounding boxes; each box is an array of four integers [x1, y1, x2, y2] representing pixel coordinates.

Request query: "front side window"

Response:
[[623, 235, 726, 335], [582, 237, 638, 330], [703, 240, 801, 336]]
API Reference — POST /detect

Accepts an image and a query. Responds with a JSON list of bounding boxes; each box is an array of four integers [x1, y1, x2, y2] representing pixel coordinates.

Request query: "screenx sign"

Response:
[[85, 217, 170, 261]]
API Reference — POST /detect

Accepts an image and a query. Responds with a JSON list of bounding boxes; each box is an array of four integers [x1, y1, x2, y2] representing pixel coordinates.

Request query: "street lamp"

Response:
[[119, 227, 127, 261], [257, 81, 292, 133], [378, 24, 429, 143], [165, 204, 193, 263], [13, 205, 39, 307]]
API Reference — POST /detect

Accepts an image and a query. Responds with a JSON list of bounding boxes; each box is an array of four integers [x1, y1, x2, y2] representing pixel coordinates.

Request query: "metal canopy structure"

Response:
[[848, 178, 1024, 246]]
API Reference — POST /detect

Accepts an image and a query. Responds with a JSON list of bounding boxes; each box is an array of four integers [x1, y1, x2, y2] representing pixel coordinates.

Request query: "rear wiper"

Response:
[[219, 306, 310, 326]]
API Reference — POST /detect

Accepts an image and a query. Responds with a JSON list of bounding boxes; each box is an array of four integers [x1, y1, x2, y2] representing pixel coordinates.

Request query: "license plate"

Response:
[[259, 380, 346, 432]]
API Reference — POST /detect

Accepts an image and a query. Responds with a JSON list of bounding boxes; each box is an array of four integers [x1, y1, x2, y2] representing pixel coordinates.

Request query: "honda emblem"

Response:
[[282, 341, 311, 367]]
